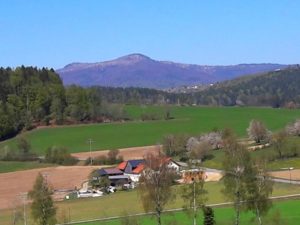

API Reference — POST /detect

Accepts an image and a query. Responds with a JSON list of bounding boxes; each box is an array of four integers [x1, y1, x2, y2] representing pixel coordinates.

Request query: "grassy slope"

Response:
[[1, 106, 300, 155]]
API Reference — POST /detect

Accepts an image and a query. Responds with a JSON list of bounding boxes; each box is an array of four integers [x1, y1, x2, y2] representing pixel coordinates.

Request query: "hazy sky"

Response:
[[1, 0, 299, 69]]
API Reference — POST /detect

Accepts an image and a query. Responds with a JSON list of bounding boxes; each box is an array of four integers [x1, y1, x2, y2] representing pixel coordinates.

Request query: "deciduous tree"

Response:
[[29, 173, 56, 225], [244, 159, 273, 225], [271, 130, 287, 159], [222, 135, 251, 225], [247, 120, 271, 144], [138, 153, 176, 225]]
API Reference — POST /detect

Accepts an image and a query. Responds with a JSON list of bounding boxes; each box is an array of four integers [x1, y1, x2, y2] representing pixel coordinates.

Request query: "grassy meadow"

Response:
[[74, 199, 300, 225], [0, 161, 54, 173], [1, 182, 300, 225], [1, 106, 300, 156]]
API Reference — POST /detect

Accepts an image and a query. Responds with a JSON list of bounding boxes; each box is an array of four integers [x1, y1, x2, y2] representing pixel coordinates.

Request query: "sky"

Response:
[[0, 0, 300, 69]]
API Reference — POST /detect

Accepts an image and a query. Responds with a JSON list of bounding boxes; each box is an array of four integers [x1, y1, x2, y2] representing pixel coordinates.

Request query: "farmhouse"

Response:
[[118, 159, 145, 182], [165, 157, 187, 172], [95, 157, 187, 186]]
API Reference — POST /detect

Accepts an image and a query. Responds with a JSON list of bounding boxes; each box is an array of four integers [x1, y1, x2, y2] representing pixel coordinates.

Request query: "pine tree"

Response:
[[203, 206, 215, 225], [29, 173, 56, 225]]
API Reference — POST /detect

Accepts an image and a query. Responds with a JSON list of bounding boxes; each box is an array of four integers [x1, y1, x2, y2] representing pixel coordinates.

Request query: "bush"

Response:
[[141, 112, 160, 121], [44, 146, 78, 165], [93, 155, 108, 165], [90, 150, 123, 165], [0, 139, 37, 162]]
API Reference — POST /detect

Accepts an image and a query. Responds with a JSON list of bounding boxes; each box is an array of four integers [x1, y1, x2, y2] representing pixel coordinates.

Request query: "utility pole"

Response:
[[87, 138, 94, 165], [193, 178, 196, 225], [20, 192, 28, 225], [289, 167, 294, 184], [42, 172, 49, 185]]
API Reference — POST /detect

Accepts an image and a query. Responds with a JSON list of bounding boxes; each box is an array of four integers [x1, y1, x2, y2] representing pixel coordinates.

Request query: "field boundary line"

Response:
[[56, 193, 300, 225]]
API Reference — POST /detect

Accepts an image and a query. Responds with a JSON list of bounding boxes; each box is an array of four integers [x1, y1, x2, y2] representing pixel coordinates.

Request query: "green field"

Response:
[[1, 106, 300, 155], [76, 200, 300, 225], [2, 182, 299, 225], [0, 161, 53, 173]]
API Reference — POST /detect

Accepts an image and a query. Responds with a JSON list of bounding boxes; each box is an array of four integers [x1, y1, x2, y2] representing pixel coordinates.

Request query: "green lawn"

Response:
[[79, 199, 300, 225], [1, 181, 299, 225], [42, 182, 300, 223], [0, 161, 53, 173], [1, 106, 300, 155]]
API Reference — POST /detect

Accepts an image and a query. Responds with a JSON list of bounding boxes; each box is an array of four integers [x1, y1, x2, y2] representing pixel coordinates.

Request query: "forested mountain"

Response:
[[57, 53, 287, 89], [193, 66, 300, 107]]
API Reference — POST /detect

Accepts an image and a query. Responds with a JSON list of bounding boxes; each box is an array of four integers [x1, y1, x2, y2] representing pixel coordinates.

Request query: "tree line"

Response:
[[0, 67, 128, 141], [94, 67, 300, 108]]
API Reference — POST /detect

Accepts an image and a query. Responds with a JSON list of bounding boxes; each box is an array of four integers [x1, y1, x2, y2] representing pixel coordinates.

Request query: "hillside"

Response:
[[56, 54, 287, 89], [194, 66, 300, 107]]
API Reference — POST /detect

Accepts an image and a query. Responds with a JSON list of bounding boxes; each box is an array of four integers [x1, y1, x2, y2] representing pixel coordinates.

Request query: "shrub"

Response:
[[44, 146, 78, 165]]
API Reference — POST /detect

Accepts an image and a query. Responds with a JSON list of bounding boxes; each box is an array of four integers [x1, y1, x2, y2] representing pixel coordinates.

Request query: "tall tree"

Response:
[[244, 159, 273, 225], [29, 173, 56, 225], [162, 134, 188, 159], [247, 120, 271, 144], [222, 135, 251, 225], [138, 153, 175, 225], [271, 130, 287, 159]]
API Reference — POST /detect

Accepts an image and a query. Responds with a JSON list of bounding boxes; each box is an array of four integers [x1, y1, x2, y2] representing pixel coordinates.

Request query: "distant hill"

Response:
[[56, 54, 288, 89], [194, 66, 300, 107]]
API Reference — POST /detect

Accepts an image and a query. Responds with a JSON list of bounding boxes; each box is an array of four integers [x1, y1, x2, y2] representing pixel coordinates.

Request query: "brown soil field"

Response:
[[0, 166, 102, 210], [72, 145, 161, 161], [270, 169, 300, 181]]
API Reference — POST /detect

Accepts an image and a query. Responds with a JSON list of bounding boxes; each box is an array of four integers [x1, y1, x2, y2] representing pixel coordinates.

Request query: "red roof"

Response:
[[132, 164, 145, 174], [117, 161, 127, 170]]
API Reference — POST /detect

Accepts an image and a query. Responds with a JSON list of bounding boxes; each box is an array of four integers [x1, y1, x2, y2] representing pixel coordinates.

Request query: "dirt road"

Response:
[[72, 145, 161, 160], [270, 169, 300, 181]]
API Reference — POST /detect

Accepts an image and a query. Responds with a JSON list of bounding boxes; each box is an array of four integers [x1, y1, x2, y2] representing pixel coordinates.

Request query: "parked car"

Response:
[[77, 190, 93, 198], [92, 190, 104, 197], [122, 183, 135, 190], [106, 186, 117, 193], [77, 190, 104, 198]]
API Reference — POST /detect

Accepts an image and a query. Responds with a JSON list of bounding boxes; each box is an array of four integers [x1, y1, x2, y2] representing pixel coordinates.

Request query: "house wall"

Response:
[[167, 161, 180, 171], [124, 173, 141, 183]]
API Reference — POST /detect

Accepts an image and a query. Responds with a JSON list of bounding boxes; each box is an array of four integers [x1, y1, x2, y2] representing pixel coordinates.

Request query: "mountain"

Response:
[[56, 54, 288, 89], [193, 66, 300, 107]]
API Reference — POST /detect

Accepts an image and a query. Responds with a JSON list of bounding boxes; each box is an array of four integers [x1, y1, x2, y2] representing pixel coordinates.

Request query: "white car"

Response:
[[107, 186, 117, 193], [92, 190, 104, 197], [77, 191, 93, 198]]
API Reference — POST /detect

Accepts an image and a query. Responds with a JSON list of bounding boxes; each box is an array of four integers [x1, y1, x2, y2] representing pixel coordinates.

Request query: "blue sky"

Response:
[[0, 0, 299, 69]]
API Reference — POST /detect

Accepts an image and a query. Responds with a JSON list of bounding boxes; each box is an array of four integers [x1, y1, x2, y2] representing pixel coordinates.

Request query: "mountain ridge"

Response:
[[57, 53, 289, 89]]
